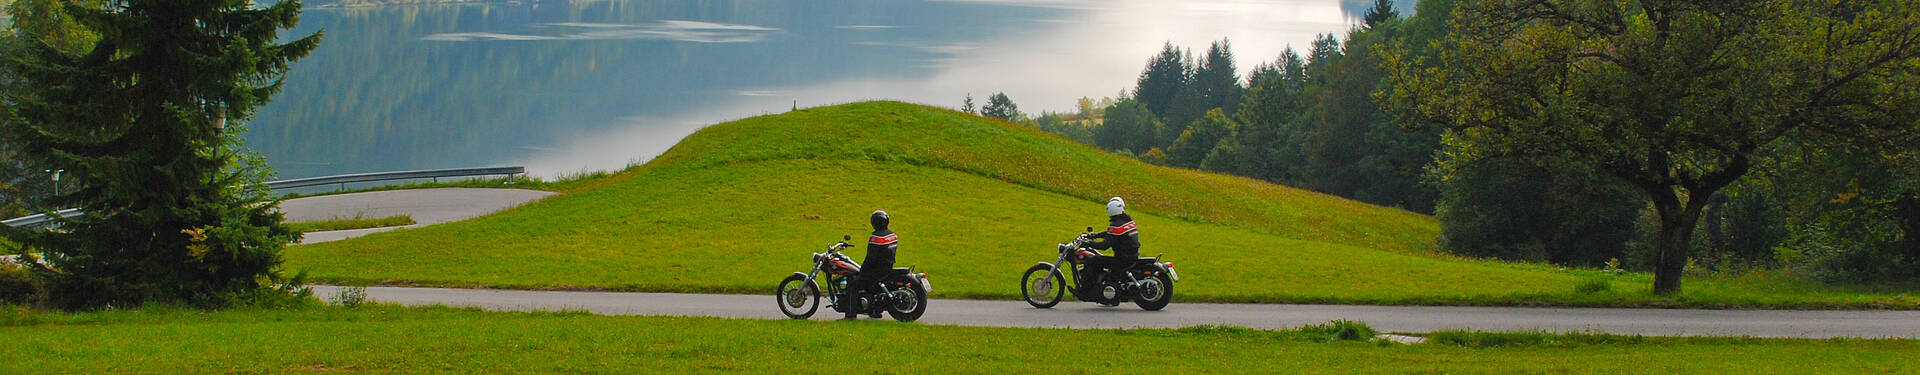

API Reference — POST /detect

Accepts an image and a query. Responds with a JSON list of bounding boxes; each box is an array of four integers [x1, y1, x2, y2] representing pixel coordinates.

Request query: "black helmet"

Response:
[[871, 209, 890, 231]]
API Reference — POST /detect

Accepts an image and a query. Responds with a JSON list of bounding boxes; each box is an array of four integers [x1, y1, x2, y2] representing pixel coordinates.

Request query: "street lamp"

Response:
[[46, 169, 63, 196]]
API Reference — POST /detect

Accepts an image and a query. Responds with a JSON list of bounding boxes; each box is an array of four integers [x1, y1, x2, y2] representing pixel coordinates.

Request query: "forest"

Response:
[[973, 0, 1920, 289]]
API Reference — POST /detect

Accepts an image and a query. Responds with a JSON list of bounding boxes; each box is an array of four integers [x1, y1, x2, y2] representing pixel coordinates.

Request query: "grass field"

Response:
[[2, 304, 1915, 374], [285, 215, 417, 233], [283, 101, 1920, 308]]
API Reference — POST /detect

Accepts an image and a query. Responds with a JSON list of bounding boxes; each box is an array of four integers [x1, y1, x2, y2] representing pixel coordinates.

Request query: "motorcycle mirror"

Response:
[[1085, 227, 1093, 233], [843, 234, 851, 241]]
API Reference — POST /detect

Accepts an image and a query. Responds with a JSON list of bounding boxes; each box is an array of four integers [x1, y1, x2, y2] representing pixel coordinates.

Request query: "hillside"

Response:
[[283, 101, 1914, 307]]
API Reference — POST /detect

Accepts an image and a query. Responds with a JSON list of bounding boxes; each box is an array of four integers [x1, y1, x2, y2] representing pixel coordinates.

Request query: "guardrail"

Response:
[[265, 166, 524, 190], [1, 208, 80, 229], [3, 166, 525, 229]]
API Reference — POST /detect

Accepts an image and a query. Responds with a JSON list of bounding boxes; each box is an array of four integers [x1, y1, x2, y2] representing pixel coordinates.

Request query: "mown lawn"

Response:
[[283, 101, 1920, 308], [1, 305, 1914, 374]]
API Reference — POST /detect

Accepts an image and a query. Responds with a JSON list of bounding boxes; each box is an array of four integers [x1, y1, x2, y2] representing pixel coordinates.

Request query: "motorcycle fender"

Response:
[[1154, 263, 1179, 282], [790, 272, 813, 283], [1034, 262, 1060, 274]]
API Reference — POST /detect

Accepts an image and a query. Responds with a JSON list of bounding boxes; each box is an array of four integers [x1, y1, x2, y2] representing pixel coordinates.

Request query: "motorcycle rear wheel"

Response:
[[777, 274, 819, 319], [887, 281, 929, 322], [1021, 264, 1065, 308], [1132, 272, 1173, 311]]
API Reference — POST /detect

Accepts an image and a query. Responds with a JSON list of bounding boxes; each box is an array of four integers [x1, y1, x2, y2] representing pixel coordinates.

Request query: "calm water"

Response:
[[248, 0, 1361, 179]]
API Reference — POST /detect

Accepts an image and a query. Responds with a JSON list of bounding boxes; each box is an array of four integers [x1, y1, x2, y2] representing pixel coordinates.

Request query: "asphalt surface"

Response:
[[311, 285, 1920, 339], [280, 188, 554, 243]]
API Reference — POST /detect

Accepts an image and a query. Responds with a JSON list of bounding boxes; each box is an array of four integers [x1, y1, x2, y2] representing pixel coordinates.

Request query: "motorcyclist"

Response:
[[1082, 197, 1139, 306], [845, 209, 899, 319]]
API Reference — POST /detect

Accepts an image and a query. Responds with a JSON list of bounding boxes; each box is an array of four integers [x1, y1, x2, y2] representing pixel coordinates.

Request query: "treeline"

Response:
[[969, 0, 1443, 213], [974, 0, 1920, 285]]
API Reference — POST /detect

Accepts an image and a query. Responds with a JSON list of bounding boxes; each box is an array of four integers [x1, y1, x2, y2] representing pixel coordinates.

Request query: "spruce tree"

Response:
[[2, 0, 321, 308]]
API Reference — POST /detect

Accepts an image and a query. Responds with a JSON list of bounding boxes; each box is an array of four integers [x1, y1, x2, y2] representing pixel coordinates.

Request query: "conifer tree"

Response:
[[2, 0, 322, 308]]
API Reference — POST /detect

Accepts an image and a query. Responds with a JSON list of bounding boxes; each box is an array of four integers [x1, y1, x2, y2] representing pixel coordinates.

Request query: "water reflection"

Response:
[[247, 0, 1356, 179]]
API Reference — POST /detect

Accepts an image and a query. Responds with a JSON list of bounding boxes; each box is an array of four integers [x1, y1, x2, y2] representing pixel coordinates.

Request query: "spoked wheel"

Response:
[[777, 274, 820, 319], [1022, 264, 1066, 308], [1132, 272, 1173, 311], [887, 282, 929, 322]]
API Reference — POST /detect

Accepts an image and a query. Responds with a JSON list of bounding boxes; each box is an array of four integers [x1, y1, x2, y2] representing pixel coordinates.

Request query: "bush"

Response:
[[1299, 320, 1377, 342], [1435, 158, 1643, 267], [330, 286, 368, 308], [1784, 224, 1918, 284], [0, 263, 46, 307]]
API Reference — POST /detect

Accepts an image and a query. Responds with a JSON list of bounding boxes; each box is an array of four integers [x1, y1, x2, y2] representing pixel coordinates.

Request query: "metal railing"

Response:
[[265, 166, 525, 190], [1, 208, 80, 229], [3, 166, 525, 229]]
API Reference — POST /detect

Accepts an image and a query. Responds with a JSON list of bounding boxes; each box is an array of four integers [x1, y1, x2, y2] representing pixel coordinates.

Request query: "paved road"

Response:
[[310, 286, 1920, 339], [280, 188, 554, 244]]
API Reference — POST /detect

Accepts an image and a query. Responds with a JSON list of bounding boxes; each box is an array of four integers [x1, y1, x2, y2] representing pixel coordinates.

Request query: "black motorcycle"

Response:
[[777, 235, 932, 321], [1020, 228, 1178, 310]]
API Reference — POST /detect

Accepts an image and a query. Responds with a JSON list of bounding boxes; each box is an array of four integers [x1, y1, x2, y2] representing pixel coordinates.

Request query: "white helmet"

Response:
[[1106, 197, 1126, 217]]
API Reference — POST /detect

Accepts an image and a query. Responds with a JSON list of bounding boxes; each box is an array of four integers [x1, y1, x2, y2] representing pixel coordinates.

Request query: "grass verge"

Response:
[[0, 304, 1914, 374], [286, 215, 417, 233]]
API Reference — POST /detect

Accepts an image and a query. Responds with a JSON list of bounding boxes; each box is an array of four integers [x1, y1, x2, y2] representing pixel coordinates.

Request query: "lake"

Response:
[[248, 0, 1366, 179]]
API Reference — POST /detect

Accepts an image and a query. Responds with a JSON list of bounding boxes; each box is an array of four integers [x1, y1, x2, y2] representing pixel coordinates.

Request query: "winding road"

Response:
[[281, 187, 553, 244], [289, 189, 1920, 339], [311, 285, 1920, 339]]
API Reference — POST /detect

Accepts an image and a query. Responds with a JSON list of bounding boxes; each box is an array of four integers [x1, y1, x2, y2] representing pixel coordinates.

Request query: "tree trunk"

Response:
[[1649, 187, 1710, 295], [1899, 195, 1920, 262]]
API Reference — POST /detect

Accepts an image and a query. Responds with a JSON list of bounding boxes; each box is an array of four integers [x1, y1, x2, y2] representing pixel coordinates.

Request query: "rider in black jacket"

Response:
[[846, 209, 898, 319], [1083, 197, 1139, 305]]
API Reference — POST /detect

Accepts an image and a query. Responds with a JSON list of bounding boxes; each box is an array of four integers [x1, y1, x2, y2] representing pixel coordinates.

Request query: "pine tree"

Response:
[[982, 92, 1022, 123], [2, 0, 322, 308], [1363, 0, 1398, 28]]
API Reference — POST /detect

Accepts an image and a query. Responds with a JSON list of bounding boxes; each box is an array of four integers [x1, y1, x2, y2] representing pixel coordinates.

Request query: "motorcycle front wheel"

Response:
[[777, 274, 820, 319], [887, 281, 929, 322], [1021, 264, 1066, 308]]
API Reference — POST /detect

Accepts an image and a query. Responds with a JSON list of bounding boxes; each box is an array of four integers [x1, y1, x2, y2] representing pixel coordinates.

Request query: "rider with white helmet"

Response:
[[1082, 197, 1140, 306]]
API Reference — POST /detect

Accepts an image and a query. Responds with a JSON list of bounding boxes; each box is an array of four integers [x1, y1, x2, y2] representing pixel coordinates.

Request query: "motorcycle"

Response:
[[777, 235, 932, 321], [1020, 228, 1178, 310]]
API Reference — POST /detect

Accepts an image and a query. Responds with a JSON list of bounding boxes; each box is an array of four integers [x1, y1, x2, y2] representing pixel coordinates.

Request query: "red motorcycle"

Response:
[[777, 235, 931, 321], [1020, 228, 1177, 310]]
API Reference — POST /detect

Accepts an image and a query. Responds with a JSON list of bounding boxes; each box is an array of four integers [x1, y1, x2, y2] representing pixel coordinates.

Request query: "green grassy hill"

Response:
[[284, 101, 1917, 307]]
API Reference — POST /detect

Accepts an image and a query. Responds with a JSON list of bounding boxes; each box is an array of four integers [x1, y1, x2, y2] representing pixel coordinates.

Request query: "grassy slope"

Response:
[[2, 305, 1915, 374], [285, 101, 1918, 307]]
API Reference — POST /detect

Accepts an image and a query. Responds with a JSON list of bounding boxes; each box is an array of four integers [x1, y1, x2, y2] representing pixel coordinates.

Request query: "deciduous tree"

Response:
[[1384, 0, 1920, 294]]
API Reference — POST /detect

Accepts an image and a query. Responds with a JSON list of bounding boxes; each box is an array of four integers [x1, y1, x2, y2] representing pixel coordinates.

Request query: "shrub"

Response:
[[1435, 158, 1643, 267], [0, 263, 46, 308], [1299, 320, 1377, 342], [1785, 224, 1918, 284], [330, 286, 369, 308]]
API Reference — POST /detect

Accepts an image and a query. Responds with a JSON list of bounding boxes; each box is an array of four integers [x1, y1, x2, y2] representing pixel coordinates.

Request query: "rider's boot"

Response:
[[842, 292, 860, 320]]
